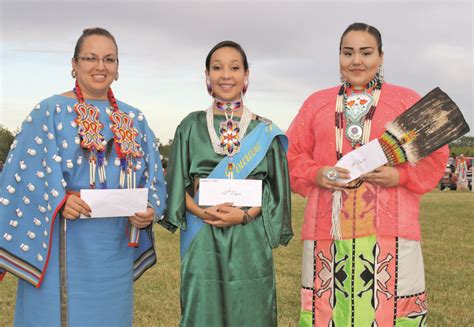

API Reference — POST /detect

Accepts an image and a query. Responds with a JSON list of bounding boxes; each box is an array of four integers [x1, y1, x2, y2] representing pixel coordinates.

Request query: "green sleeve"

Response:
[[261, 137, 293, 248], [162, 123, 192, 232]]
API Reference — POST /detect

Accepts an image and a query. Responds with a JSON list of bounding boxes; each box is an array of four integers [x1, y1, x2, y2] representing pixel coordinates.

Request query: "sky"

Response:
[[1, 0, 473, 143]]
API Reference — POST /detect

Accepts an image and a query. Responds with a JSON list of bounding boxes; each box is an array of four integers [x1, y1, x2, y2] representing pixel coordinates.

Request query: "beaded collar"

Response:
[[215, 98, 242, 113]]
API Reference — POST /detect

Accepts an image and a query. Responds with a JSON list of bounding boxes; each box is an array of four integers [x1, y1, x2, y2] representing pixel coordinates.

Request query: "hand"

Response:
[[360, 165, 399, 187], [202, 202, 245, 228], [62, 194, 91, 219], [316, 166, 351, 191], [129, 207, 155, 229]]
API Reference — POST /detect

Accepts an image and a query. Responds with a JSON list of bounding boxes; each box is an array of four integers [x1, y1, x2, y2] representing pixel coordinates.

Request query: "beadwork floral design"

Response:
[[219, 119, 241, 157]]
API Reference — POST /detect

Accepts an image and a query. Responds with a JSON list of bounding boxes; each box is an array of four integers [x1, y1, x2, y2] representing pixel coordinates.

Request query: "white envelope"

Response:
[[336, 139, 388, 182], [80, 188, 148, 218], [198, 178, 262, 207]]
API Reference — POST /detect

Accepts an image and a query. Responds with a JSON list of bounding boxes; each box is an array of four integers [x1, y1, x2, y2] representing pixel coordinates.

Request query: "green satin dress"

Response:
[[164, 110, 293, 327]]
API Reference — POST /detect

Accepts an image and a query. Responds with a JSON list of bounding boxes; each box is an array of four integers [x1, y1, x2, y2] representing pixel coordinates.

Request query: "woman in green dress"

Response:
[[164, 41, 293, 326]]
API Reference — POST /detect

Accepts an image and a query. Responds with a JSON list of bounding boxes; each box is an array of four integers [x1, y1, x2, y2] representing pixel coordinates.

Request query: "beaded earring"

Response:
[[206, 77, 213, 96], [242, 78, 249, 94], [339, 74, 346, 84], [71, 70, 77, 79], [377, 65, 385, 83]]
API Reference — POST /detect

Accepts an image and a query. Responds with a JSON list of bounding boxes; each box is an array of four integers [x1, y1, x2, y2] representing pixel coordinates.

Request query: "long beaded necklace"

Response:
[[331, 77, 383, 240], [335, 77, 382, 160], [74, 80, 143, 190], [73, 81, 107, 189], [206, 98, 252, 179], [74, 80, 143, 246]]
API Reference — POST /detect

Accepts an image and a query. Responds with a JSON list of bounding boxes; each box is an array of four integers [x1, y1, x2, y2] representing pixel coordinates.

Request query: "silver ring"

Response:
[[325, 169, 338, 181]]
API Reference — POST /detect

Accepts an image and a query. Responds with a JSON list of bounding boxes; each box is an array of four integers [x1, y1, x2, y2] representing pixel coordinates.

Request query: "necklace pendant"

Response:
[[346, 124, 363, 144], [345, 93, 372, 121], [110, 110, 142, 158], [74, 103, 106, 152], [343, 92, 373, 146], [219, 119, 241, 157], [207, 104, 252, 157], [226, 162, 235, 179]]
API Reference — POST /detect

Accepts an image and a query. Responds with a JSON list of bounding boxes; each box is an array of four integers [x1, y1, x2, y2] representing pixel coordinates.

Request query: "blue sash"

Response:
[[180, 122, 288, 258]]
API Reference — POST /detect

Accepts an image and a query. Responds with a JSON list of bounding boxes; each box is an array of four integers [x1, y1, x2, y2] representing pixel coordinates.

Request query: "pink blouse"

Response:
[[287, 83, 448, 241]]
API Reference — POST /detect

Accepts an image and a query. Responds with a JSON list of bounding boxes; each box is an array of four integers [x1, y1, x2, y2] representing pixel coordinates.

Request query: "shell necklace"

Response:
[[206, 98, 252, 178]]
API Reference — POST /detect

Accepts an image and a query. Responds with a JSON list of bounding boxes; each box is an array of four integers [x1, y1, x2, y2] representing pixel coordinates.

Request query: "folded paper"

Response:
[[80, 188, 148, 218], [198, 179, 262, 207]]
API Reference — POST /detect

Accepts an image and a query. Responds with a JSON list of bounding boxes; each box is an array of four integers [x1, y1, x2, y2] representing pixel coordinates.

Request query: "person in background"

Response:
[[455, 153, 468, 190]]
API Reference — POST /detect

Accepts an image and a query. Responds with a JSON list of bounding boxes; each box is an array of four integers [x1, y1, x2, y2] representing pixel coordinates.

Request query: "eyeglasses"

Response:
[[76, 55, 119, 65]]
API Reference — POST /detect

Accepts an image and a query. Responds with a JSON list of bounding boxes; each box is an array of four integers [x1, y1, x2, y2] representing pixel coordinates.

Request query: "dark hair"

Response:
[[205, 40, 249, 71], [339, 22, 383, 55], [73, 27, 118, 59]]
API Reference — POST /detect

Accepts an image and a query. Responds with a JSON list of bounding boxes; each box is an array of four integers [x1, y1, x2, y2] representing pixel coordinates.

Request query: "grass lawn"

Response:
[[1, 191, 473, 326]]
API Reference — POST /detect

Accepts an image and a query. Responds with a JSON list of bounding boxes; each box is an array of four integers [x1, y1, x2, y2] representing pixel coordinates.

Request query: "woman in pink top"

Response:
[[287, 22, 448, 326]]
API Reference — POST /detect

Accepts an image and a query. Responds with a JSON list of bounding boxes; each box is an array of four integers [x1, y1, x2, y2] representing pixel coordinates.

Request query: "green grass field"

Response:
[[1, 191, 473, 326]]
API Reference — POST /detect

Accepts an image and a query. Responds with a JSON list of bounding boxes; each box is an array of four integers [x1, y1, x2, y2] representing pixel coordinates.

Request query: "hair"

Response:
[[205, 40, 249, 71], [339, 22, 383, 55], [73, 27, 118, 59]]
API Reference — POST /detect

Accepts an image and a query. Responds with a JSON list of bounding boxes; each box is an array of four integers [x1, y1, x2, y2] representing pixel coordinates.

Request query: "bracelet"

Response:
[[346, 179, 364, 189], [241, 209, 255, 226]]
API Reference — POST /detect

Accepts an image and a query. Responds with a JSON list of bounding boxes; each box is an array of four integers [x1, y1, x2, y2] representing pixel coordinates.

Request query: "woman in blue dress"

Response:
[[0, 27, 166, 326]]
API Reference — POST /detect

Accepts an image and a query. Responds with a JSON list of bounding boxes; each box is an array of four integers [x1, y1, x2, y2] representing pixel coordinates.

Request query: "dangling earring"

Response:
[[377, 65, 385, 83], [339, 74, 346, 84], [242, 78, 249, 95], [206, 77, 213, 96], [71, 69, 77, 79], [115, 72, 119, 81]]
